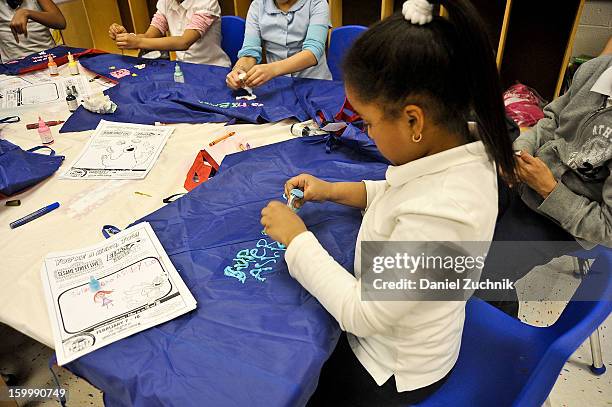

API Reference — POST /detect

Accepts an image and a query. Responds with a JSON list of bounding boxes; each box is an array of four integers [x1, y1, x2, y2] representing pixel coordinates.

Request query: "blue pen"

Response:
[[10, 202, 60, 229]]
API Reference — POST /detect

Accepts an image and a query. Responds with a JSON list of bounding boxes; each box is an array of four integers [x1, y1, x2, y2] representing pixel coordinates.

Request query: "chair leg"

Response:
[[572, 257, 606, 375], [589, 328, 607, 375]]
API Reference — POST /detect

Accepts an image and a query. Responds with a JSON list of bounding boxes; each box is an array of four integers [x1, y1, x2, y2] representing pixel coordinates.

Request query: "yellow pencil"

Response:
[[209, 131, 236, 147]]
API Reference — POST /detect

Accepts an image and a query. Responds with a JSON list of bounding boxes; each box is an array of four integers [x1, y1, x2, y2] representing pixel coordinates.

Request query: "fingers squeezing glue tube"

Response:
[[287, 188, 304, 212], [237, 72, 257, 100]]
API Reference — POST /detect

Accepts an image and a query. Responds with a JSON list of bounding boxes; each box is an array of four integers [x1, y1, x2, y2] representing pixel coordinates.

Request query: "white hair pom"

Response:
[[402, 0, 434, 25]]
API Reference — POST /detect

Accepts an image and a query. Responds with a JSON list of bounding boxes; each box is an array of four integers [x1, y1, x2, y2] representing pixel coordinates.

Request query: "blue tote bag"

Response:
[[0, 140, 64, 196]]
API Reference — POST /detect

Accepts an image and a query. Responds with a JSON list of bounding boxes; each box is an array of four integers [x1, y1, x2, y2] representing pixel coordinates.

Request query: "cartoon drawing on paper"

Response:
[[123, 276, 171, 307], [101, 139, 155, 169], [94, 290, 114, 308]]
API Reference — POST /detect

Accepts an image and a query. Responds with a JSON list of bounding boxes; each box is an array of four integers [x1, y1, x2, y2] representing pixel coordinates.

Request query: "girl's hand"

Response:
[[285, 174, 333, 210], [115, 33, 141, 49], [226, 69, 245, 90], [245, 64, 279, 88], [10, 9, 30, 42], [515, 151, 558, 198], [261, 201, 307, 246], [109, 23, 127, 40]]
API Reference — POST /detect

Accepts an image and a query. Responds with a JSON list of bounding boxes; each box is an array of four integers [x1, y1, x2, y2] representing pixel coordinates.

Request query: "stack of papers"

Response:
[[41, 222, 197, 365]]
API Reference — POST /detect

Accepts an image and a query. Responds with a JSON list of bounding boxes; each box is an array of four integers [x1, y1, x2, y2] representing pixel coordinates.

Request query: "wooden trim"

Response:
[[82, 0, 123, 53], [128, 0, 151, 34], [381, 0, 394, 20], [234, 0, 251, 18], [496, 0, 513, 69], [56, 0, 94, 48], [555, 0, 586, 98], [329, 0, 342, 27], [440, 5, 448, 18]]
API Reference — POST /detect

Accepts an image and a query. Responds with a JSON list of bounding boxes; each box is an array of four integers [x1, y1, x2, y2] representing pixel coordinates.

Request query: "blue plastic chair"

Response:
[[327, 25, 367, 81], [416, 249, 612, 407], [221, 15, 246, 67]]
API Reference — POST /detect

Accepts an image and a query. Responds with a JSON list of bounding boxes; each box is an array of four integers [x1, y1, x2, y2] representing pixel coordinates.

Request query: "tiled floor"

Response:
[[0, 256, 610, 407]]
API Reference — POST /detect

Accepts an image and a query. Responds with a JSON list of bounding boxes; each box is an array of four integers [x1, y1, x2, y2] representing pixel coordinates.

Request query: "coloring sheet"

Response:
[[41, 222, 197, 365], [0, 74, 90, 110], [62, 120, 173, 180]]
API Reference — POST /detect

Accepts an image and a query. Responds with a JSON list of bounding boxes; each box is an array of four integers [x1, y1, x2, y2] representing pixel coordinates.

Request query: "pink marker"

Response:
[[37, 116, 54, 145]]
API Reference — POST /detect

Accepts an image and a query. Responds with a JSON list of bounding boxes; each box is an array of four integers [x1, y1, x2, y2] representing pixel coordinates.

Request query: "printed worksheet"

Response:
[[41, 222, 197, 365], [62, 120, 174, 180], [0, 75, 90, 110]]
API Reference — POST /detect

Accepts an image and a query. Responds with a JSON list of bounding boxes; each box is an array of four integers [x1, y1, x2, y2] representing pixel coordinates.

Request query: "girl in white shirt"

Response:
[[108, 0, 230, 67], [260, 0, 517, 405]]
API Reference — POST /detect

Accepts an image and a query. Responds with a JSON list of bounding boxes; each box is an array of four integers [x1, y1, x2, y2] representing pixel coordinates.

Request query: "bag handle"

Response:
[[27, 145, 56, 156]]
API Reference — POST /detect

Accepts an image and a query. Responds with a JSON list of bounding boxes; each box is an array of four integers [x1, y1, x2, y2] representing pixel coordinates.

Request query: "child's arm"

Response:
[[116, 30, 199, 51], [10, 0, 66, 42], [244, 51, 318, 88], [115, 11, 217, 52], [284, 174, 369, 210]]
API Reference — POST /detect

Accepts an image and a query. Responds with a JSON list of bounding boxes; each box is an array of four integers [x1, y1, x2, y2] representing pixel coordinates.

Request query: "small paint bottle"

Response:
[[47, 55, 58, 76], [37, 116, 54, 144], [66, 87, 78, 112], [71, 85, 81, 106], [173, 63, 184, 83], [67, 52, 79, 75]]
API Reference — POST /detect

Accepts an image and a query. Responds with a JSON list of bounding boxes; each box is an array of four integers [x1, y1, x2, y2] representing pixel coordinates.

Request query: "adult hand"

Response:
[[515, 151, 558, 198], [260, 201, 307, 246]]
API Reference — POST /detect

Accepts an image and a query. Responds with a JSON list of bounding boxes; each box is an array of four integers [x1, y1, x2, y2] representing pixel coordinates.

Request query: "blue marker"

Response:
[[9, 202, 59, 229]]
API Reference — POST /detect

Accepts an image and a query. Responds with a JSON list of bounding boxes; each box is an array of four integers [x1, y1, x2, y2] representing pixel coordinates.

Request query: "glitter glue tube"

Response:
[[287, 189, 304, 212]]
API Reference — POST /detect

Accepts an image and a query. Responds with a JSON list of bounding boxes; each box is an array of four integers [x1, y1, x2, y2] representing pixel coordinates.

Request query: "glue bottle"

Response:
[[47, 55, 58, 76], [37, 117, 54, 145], [65, 87, 78, 112], [173, 64, 184, 83], [67, 52, 79, 75]]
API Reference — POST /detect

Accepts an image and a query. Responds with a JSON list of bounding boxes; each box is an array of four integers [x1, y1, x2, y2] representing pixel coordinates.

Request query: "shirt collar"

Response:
[[264, 0, 308, 14], [386, 141, 490, 187], [170, 0, 193, 11]]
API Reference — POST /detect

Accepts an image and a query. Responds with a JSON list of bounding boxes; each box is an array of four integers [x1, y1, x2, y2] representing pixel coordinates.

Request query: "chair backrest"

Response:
[[513, 248, 612, 406], [221, 16, 246, 67], [327, 25, 367, 81]]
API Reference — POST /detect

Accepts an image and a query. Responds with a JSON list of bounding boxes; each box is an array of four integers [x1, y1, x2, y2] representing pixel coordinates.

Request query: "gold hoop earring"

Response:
[[412, 133, 423, 143]]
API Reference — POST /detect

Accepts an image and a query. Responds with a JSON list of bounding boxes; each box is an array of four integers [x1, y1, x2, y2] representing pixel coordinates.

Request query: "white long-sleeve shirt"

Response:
[[285, 141, 498, 392]]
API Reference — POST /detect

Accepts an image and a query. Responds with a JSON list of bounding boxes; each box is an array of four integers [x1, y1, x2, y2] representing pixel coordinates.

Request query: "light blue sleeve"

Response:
[[237, 0, 263, 64], [309, 0, 331, 26], [302, 24, 328, 62]]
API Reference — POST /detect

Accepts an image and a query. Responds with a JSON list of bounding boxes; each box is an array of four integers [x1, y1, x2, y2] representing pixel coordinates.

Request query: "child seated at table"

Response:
[[226, 0, 332, 90], [0, 0, 66, 61], [108, 0, 230, 67], [260, 0, 516, 404]]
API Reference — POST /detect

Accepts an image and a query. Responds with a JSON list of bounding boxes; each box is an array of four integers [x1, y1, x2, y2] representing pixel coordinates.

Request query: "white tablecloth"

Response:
[[0, 66, 296, 347]]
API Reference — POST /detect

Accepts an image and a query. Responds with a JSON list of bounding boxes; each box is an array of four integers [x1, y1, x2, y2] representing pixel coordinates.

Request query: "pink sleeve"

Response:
[[185, 13, 217, 36], [150, 11, 169, 34]]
